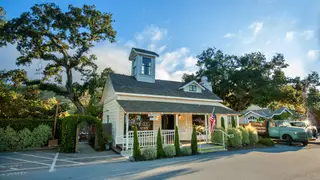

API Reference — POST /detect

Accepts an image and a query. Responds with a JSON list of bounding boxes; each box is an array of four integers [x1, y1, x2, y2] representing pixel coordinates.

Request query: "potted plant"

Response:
[[104, 135, 113, 150]]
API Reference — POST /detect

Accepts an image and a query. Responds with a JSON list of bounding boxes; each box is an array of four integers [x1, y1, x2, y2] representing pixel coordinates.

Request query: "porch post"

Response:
[[175, 114, 179, 127], [125, 113, 129, 151], [236, 115, 239, 127], [205, 114, 208, 143]]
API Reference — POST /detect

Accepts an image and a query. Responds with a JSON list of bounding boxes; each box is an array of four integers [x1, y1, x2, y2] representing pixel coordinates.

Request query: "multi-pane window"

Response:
[[141, 57, 151, 75], [189, 84, 197, 92]]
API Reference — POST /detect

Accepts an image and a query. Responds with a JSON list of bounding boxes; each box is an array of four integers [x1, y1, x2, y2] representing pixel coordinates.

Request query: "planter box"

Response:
[[48, 139, 58, 147]]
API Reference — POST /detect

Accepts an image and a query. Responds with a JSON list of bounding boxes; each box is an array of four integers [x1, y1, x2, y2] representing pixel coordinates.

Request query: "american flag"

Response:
[[210, 107, 216, 132]]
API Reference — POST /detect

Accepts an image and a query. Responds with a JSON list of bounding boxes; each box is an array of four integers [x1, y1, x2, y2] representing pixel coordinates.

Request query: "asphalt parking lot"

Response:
[[0, 149, 127, 176]]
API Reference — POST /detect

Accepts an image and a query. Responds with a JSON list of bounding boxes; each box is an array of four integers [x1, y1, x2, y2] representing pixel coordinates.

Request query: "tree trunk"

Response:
[[65, 67, 86, 114]]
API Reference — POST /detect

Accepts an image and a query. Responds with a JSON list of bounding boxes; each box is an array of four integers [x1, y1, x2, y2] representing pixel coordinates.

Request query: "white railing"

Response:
[[116, 130, 175, 150]]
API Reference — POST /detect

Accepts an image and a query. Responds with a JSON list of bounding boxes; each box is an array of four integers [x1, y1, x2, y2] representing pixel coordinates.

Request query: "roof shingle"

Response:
[[109, 73, 222, 101], [117, 100, 239, 114]]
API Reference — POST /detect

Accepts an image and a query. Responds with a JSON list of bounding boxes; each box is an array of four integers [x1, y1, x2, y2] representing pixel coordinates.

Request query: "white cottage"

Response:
[[100, 48, 239, 151]]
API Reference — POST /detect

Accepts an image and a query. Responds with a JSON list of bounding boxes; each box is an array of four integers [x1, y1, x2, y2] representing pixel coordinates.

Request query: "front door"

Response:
[[161, 114, 175, 130]]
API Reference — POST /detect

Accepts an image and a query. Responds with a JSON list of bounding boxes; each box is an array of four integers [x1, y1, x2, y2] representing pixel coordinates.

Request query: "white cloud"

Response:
[[300, 30, 314, 40], [249, 22, 263, 37], [227, 17, 319, 79], [135, 25, 168, 43], [224, 33, 235, 38], [307, 50, 320, 62], [285, 31, 295, 42], [158, 45, 167, 53]]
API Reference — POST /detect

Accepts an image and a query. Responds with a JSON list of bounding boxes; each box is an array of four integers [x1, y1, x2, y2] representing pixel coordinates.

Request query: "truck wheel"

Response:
[[286, 135, 292, 146], [302, 141, 308, 146]]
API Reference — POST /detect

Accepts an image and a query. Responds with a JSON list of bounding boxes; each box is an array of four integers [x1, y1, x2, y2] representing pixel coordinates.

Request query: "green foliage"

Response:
[[133, 125, 141, 159], [163, 145, 176, 157], [258, 138, 275, 146], [245, 126, 259, 145], [180, 146, 192, 156], [195, 48, 289, 111], [237, 127, 250, 145], [17, 128, 32, 150], [3, 126, 18, 150], [231, 116, 236, 128], [156, 128, 164, 159], [60, 115, 104, 153], [221, 117, 225, 129], [0, 128, 7, 151], [0, 119, 54, 131], [31, 125, 52, 148], [141, 147, 157, 161], [0, 81, 62, 119], [191, 126, 198, 155], [0, 125, 53, 151], [174, 126, 180, 156], [211, 128, 228, 146], [227, 128, 242, 148], [0, 3, 116, 114]]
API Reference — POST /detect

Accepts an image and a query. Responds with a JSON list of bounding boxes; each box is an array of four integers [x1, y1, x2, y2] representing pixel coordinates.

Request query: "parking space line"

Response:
[[14, 152, 80, 164], [49, 153, 59, 172], [3, 157, 51, 166]]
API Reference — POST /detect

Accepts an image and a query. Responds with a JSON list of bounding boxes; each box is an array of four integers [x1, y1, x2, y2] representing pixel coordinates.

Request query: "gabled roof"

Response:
[[179, 80, 205, 90], [117, 100, 239, 114], [109, 73, 222, 101], [129, 48, 159, 60], [244, 107, 293, 118]]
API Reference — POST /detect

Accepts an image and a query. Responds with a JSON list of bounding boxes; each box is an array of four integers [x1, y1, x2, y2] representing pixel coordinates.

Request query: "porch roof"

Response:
[[117, 100, 239, 115]]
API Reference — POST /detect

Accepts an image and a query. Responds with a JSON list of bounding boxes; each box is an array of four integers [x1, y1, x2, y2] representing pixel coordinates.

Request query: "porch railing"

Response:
[[116, 130, 175, 150]]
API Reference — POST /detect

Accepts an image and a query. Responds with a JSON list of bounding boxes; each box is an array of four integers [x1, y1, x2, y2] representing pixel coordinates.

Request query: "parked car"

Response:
[[289, 121, 318, 139]]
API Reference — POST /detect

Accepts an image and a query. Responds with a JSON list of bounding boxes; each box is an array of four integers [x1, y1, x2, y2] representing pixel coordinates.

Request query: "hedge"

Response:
[[259, 138, 275, 147], [245, 126, 259, 145], [60, 115, 105, 153], [1, 125, 52, 152], [237, 126, 250, 145], [164, 145, 176, 157], [0, 118, 61, 140], [227, 128, 242, 148], [211, 128, 228, 146]]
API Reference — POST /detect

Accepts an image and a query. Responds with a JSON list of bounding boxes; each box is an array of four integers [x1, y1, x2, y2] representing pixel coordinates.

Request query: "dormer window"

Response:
[[141, 57, 151, 75], [189, 84, 197, 92]]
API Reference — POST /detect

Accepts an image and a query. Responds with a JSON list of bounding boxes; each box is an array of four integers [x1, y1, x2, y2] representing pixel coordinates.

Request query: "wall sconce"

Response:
[[178, 114, 182, 120]]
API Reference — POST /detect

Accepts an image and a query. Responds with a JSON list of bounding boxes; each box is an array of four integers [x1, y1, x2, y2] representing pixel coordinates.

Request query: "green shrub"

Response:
[[31, 125, 52, 148], [164, 145, 176, 157], [174, 126, 180, 156], [3, 126, 19, 150], [237, 127, 250, 145], [191, 126, 198, 155], [0, 128, 7, 151], [245, 126, 259, 145], [133, 125, 141, 159], [227, 128, 242, 148], [180, 146, 192, 156], [60, 115, 105, 153], [211, 128, 228, 146], [156, 128, 164, 159], [17, 128, 32, 150], [221, 117, 225, 129], [0, 118, 54, 132], [231, 117, 236, 128], [259, 138, 275, 147], [141, 147, 157, 160]]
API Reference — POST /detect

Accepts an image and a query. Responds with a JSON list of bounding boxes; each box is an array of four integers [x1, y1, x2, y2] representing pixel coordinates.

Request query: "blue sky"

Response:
[[1, 0, 319, 81]]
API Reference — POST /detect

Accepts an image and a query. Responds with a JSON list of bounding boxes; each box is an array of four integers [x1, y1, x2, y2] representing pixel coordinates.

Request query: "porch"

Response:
[[114, 100, 240, 152]]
